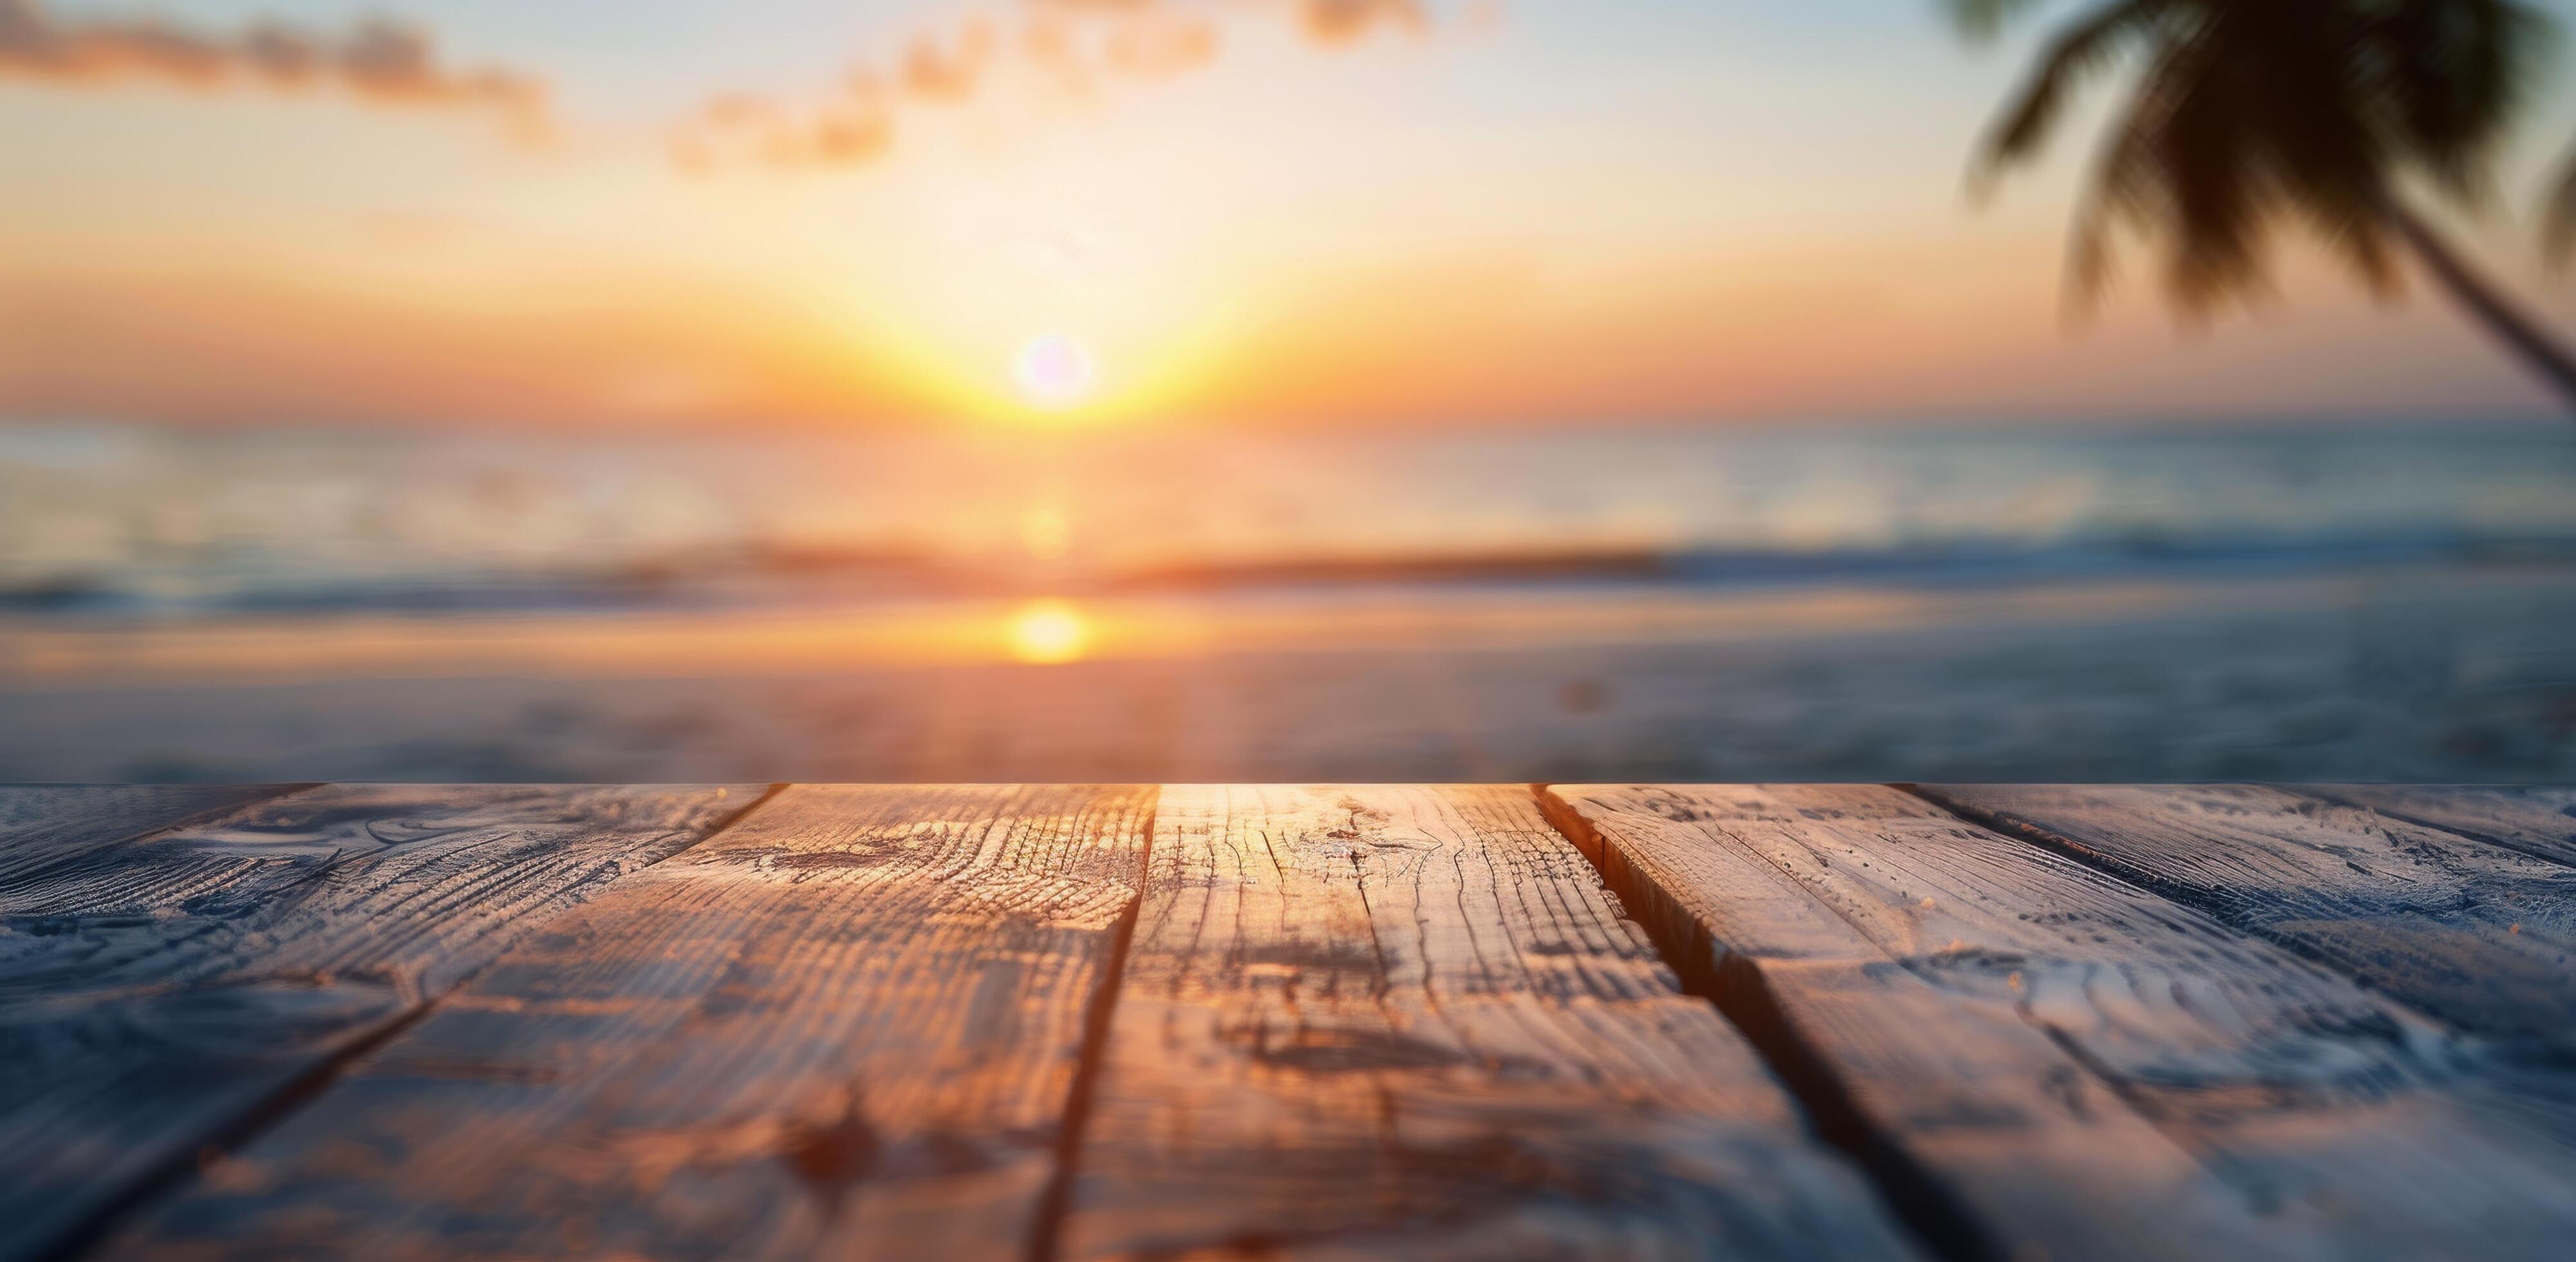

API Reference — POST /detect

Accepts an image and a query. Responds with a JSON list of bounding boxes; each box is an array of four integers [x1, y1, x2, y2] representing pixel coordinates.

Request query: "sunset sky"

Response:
[[12, 0, 2576, 432]]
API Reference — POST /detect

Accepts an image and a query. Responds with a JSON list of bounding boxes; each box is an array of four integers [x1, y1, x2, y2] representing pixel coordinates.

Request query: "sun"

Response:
[[1011, 334, 1097, 410]]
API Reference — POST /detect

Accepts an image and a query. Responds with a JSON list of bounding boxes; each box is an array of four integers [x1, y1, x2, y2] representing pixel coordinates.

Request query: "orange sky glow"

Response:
[[9, 0, 2576, 433]]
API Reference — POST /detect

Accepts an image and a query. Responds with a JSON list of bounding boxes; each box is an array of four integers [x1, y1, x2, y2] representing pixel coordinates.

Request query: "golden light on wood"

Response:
[[1007, 598, 1090, 664]]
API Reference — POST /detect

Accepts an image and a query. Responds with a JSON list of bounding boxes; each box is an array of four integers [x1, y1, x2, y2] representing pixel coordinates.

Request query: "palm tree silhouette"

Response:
[[1948, 0, 2576, 411]]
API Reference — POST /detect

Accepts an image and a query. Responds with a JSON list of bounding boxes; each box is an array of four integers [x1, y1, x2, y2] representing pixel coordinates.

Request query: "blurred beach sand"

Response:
[[7, 563, 2570, 783]]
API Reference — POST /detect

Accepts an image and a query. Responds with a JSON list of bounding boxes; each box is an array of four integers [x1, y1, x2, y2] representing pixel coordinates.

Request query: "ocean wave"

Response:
[[10, 527, 2574, 619]]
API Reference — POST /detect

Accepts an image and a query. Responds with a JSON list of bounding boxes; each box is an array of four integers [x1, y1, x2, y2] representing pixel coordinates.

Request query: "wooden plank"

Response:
[[2304, 785, 2576, 869], [1059, 784, 1917, 1261], [1549, 784, 2576, 1259], [1544, 784, 2343, 1261], [1913, 784, 2576, 1046], [0, 784, 313, 889], [0, 782, 761, 1262], [99, 784, 1153, 1261]]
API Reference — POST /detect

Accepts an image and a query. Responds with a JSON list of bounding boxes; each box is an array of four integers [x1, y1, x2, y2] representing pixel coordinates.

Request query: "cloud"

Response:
[[0, 0, 544, 132], [901, 21, 995, 103], [0, 0, 1435, 168], [671, 88, 894, 171], [1296, 0, 1426, 46], [678, 0, 1426, 172], [1101, 10, 1219, 77]]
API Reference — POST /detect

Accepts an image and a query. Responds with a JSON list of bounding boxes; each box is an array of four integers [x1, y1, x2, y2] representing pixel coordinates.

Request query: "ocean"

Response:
[[5, 418, 2575, 782]]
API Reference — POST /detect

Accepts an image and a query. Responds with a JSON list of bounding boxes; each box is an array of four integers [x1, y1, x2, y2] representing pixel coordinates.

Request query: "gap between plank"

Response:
[[1528, 784, 2004, 1262], [1022, 789, 1157, 1262], [1889, 782, 2570, 1041], [2295, 786, 2576, 874], [32, 781, 792, 1262], [33, 981, 445, 1262], [124, 783, 324, 842], [1891, 782, 2405, 994]]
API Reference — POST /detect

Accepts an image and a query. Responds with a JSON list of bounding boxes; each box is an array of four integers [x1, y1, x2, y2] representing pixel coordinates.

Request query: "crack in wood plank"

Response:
[[1556, 784, 2576, 1260], [1, 783, 768, 1262], [1910, 784, 2576, 1048], [1058, 784, 1916, 1260], [1537, 783, 2446, 1262], [91, 784, 1151, 1262]]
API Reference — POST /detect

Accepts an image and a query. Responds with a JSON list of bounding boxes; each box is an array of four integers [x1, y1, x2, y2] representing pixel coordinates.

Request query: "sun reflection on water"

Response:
[[1007, 598, 1090, 664]]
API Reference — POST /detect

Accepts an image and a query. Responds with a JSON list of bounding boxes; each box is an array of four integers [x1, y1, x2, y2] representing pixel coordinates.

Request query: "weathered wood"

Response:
[[0, 784, 312, 890], [1549, 784, 2576, 1260], [101, 784, 1154, 1261], [0, 782, 760, 1262], [1544, 785, 2313, 1261], [1059, 784, 1916, 1261], [17, 780, 2576, 1259], [1913, 784, 2576, 1046], [2304, 785, 2576, 869]]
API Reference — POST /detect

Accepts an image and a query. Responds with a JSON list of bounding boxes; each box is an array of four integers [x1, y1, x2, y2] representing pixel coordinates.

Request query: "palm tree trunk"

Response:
[[2380, 196, 2576, 416]]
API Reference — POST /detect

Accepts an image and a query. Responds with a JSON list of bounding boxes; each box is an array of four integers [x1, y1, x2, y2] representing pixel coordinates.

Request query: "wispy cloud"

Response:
[[0, 0, 544, 132], [0, 0, 1433, 170], [901, 20, 996, 104], [1295, 0, 1426, 46], [673, 0, 1427, 172]]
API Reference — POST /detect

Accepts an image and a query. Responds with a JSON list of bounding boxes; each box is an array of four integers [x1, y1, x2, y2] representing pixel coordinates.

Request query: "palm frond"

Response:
[[2543, 140, 2576, 266], [1946, 0, 2053, 42], [1970, 0, 2170, 191], [1952, 0, 2554, 311], [2371, 0, 2548, 203]]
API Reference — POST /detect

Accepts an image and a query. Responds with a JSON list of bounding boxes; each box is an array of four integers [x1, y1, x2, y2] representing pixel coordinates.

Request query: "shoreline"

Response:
[[5, 562, 2573, 783], [8, 565, 2549, 690]]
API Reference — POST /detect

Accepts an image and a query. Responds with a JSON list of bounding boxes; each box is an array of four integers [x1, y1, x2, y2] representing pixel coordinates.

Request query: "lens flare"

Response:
[[1007, 598, 1090, 664]]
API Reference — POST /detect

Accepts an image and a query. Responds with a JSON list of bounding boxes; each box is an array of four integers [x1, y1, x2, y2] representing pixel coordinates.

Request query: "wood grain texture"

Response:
[[1545, 784, 2334, 1262], [2304, 785, 2576, 869], [1913, 784, 2576, 1046], [0, 782, 760, 1262], [0, 784, 312, 890], [1550, 784, 2576, 1260], [104, 784, 1154, 1262], [1059, 784, 1916, 1261]]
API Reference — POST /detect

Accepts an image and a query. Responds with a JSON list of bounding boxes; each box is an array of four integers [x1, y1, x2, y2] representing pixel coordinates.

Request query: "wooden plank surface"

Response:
[[1059, 784, 1916, 1260], [99, 784, 1155, 1261], [2305, 785, 2576, 869], [1544, 784, 2326, 1262], [1914, 784, 2576, 1046], [0, 782, 761, 1262], [12, 781, 2576, 1261], [0, 784, 312, 889], [1549, 784, 2576, 1259]]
